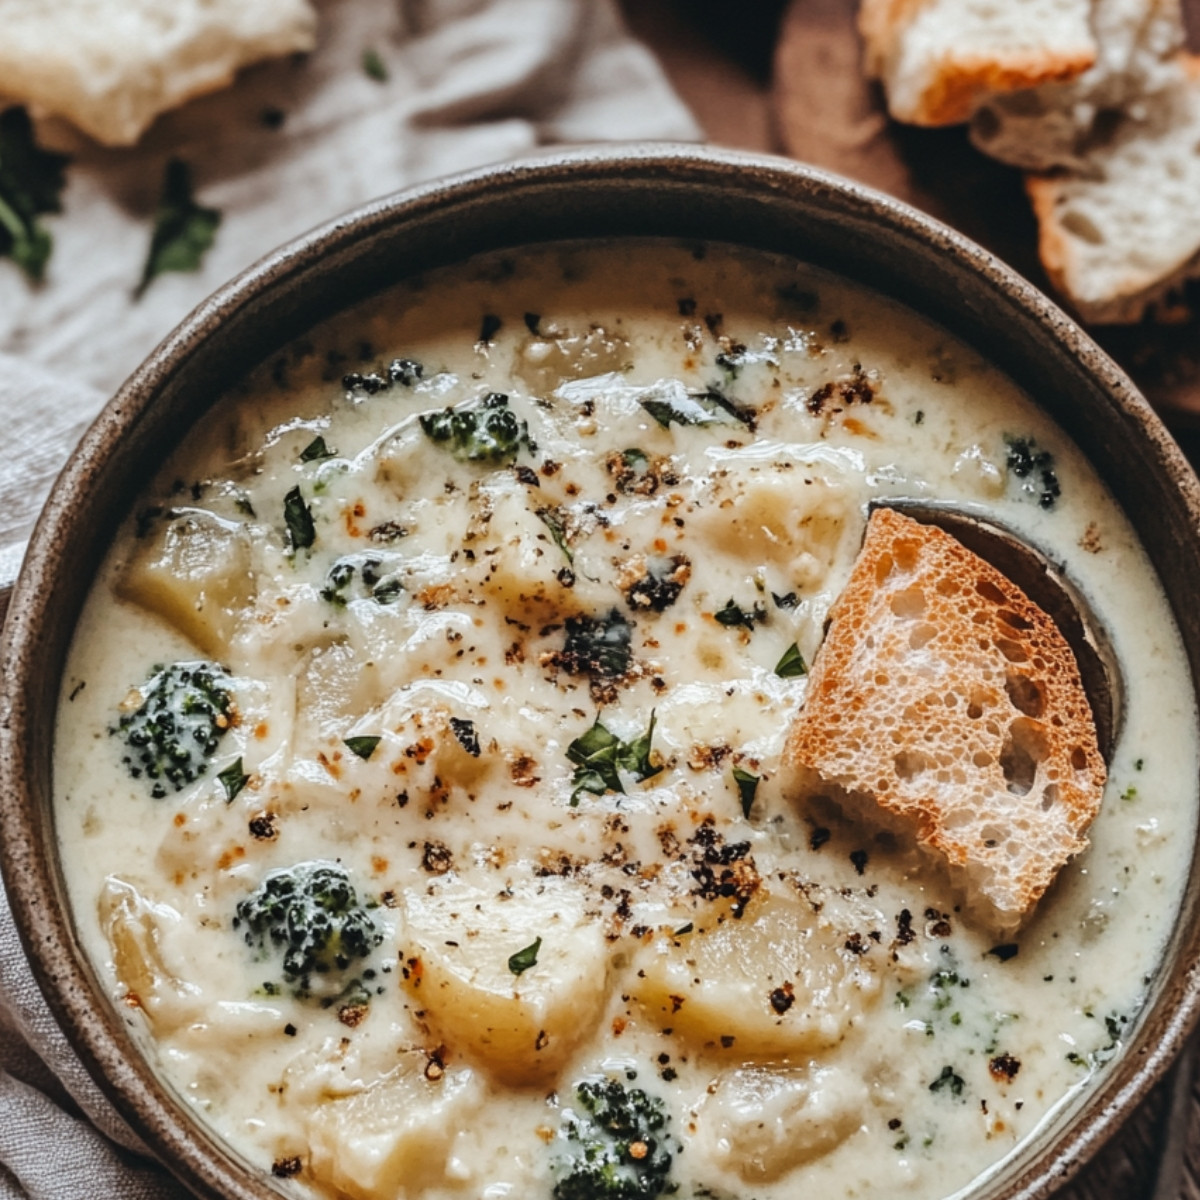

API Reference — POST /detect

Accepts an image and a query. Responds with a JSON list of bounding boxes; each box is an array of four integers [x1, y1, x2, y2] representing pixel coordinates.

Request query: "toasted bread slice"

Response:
[[1025, 59, 1200, 323], [859, 0, 1097, 126], [0, 0, 316, 147], [969, 0, 1186, 171], [785, 508, 1105, 931]]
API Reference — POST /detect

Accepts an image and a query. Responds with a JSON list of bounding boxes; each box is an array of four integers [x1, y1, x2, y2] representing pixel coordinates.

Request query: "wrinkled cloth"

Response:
[[0, 2, 698, 1195]]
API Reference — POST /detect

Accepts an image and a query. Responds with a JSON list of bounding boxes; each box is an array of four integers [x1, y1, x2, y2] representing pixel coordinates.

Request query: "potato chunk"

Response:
[[98, 877, 200, 1032], [117, 508, 254, 657], [694, 1064, 866, 1181], [307, 1057, 481, 1200], [401, 879, 609, 1086], [632, 889, 881, 1058]]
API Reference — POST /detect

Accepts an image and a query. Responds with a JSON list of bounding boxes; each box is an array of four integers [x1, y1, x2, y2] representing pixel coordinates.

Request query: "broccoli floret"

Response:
[[233, 862, 382, 998], [419, 392, 531, 463], [113, 661, 235, 798], [554, 1078, 676, 1200]]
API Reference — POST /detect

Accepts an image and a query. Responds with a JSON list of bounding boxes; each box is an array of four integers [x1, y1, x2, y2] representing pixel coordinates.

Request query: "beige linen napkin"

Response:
[[0, 2, 699, 1195]]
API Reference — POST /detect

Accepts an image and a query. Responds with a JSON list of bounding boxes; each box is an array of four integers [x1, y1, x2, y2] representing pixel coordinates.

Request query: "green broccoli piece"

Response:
[[113, 661, 235, 798], [554, 1078, 676, 1200], [233, 862, 382, 998], [419, 392, 531, 463]]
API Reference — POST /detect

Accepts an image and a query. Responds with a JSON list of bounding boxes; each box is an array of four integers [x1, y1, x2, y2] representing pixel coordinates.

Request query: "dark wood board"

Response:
[[773, 3, 1200, 1196]]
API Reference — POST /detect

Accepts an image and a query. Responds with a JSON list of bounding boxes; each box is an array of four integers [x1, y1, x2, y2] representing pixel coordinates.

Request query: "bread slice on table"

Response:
[[1025, 59, 1200, 323], [785, 507, 1106, 933], [969, 0, 1186, 171], [0, 0, 317, 146], [859, 0, 1097, 126]]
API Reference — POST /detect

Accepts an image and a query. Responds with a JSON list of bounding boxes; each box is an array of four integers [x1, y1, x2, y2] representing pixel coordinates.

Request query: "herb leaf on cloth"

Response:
[[135, 159, 221, 299], [0, 107, 69, 283]]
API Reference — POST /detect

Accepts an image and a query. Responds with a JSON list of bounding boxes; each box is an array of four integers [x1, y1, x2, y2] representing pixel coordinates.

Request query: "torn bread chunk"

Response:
[[859, 0, 1097, 126], [969, 0, 1187, 171], [785, 507, 1105, 931], [1025, 61, 1200, 323], [0, 0, 317, 147]]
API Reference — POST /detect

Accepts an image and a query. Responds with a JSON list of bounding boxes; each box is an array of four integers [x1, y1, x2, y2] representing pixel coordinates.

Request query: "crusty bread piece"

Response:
[[970, 0, 1186, 171], [0, 0, 317, 146], [785, 508, 1105, 932], [859, 0, 1097, 126], [1025, 58, 1200, 323]]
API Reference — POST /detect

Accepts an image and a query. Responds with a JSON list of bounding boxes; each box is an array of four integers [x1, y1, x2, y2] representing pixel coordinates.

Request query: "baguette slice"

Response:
[[969, 0, 1187, 171], [1025, 60, 1200, 323], [0, 0, 317, 147], [859, 0, 1097, 126], [785, 508, 1105, 931]]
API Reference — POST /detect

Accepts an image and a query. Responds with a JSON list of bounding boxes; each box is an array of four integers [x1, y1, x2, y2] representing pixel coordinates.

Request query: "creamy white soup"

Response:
[[54, 241, 1197, 1200]]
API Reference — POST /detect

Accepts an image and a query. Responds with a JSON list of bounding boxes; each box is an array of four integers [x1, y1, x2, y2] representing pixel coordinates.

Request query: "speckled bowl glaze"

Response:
[[3, 145, 1200, 1200]]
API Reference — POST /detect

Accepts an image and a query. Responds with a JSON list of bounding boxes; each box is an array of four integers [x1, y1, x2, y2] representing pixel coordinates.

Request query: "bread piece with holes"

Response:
[[859, 0, 1097, 126], [0, 0, 316, 146], [969, 0, 1187, 171], [1025, 61, 1200, 323], [785, 507, 1105, 931]]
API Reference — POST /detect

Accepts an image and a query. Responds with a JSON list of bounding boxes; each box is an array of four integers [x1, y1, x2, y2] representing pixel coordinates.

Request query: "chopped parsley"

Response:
[[929, 1066, 965, 1096], [732, 765, 759, 818], [774, 643, 808, 677], [135, 159, 221, 299], [344, 736, 381, 761], [0, 107, 69, 282], [361, 47, 389, 82], [283, 486, 316, 552], [299, 435, 335, 462], [537, 507, 573, 563], [641, 388, 736, 430], [508, 937, 541, 976], [714, 599, 763, 632], [218, 757, 251, 803], [566, 712, 662, 803]]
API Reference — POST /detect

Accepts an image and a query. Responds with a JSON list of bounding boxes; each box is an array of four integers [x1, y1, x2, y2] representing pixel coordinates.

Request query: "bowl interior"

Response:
[[3, 145, 1200, 1200]]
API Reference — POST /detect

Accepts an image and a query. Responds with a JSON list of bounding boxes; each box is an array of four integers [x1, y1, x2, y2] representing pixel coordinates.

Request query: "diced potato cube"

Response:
[[307, 1060, 481, 1200], [116, 508, 254, 657], [631, 889, 881, 1058], [401, 879, 609, 1086], [694, 1064, 866, 1181]]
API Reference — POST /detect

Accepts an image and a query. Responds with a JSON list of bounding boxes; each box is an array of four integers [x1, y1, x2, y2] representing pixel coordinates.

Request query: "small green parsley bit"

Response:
[[135, 159, 221, 299]]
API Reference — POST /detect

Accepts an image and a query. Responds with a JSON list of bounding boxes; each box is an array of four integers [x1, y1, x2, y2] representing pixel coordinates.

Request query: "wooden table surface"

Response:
[[619, 1, 1200, 1196]]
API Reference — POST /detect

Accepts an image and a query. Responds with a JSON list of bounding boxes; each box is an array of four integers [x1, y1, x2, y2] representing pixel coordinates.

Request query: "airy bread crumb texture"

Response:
[[969, 0, 1186, 171], [785, 508, 1105, 932], [858, 0, 1097, 125], [1026, 59, 1200, 323], [0, 0, 317, 146]]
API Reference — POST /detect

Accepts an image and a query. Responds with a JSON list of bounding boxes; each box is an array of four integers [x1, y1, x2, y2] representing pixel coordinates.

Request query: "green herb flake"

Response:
[[218, 757, 251, 803], [714, 599, 761, 632], [283, 486, 316, 552], [537, 507, 573, 563], [641, 389, 733, 430], [344, 735, 381, 761], [732, 765, 759, 818], [774, 642, 808, 678], [929, 1066, 965, 1096], [508, 936, 541, 976], [135, 160, 221, 298], [0, 107, 69, 283], [566, 711, 661, 804], [299, 435, 335, 462], [673, 922, 693, 937], [622, 448, 649, 471], [361, 47, 389, 82]]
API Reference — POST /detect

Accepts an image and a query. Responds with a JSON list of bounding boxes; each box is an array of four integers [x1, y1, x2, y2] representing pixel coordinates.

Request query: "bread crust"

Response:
[[785, 508, 1105, 930]]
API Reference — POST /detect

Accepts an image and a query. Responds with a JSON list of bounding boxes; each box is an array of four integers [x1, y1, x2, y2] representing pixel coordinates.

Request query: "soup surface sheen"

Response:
[[55, 241, 1197, 1200]]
